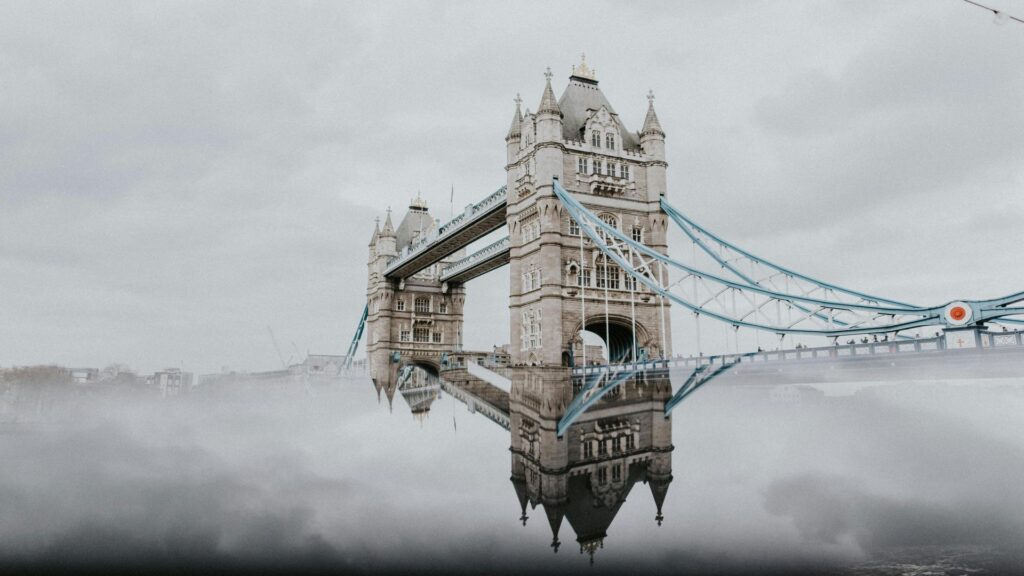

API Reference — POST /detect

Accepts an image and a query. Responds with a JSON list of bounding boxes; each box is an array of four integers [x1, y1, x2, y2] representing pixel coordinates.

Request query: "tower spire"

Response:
[[641, 89, 665, 138], [506, 93, 523, 141], [381, 207, 395, 236], [538, 67, 561, 117]]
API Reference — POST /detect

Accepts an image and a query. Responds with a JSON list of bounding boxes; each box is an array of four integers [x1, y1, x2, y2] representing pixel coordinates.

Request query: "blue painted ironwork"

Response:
[[660, 198, 1024, 329], [663, 354, 752, 416], [552, 179, 1024, 337], [344, 305, 368, 371], [557, 368, 639, 437]]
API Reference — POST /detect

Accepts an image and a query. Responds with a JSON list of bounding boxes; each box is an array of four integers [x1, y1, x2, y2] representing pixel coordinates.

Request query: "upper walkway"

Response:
[[385, 186, 508, 279]]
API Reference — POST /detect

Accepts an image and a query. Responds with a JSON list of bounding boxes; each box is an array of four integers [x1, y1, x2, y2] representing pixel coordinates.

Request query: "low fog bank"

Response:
[[2, 366, 1024, 574]]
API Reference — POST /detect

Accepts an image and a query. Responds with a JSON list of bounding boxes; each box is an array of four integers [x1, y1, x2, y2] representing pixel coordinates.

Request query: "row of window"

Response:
[[395, 297, 448, 314], [576, 265, 638, 291], [520, 307, 543, 351], [567, 217, 644, 242], [399, 328, 444, 343], [521, 269, 541, 293], [591, 131, 616, 150], [581, 434, 636, 459], [576, 157, 630, 180], [596, 464, 623, 484]]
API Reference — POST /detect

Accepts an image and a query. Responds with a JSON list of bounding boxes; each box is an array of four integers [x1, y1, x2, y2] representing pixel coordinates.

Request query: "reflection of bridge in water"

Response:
[[386, 365, 674, 562], [352, 57, 1024, 561]]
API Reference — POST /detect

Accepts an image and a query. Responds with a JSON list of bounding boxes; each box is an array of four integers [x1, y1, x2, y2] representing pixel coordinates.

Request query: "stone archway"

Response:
[[575, 314, 654, 364]]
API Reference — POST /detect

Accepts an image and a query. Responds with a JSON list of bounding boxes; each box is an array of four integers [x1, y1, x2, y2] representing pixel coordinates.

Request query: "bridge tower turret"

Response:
[[364, 199, 466, 383], [506, 58, 673, 367]]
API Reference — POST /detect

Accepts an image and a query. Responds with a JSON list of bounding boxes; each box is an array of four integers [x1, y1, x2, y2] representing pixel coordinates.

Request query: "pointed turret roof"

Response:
[[506, 94, 523, 141], [537, 67, 561, 117], [544, 502, 566, 553], [511, 473, 530, 526], [381, 209, 395, 237], [368, 218, 381, 247], [641, 89, 665, 138], [647, 471, 672, 526]]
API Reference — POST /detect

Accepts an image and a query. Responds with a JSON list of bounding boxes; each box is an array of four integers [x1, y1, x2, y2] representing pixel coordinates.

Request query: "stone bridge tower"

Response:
[[506, 57, 673, 367], [365, 196, 466, 382]]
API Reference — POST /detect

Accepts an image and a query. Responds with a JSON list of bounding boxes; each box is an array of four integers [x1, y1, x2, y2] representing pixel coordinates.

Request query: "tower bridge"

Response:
[[356, 57, 1024, 431]]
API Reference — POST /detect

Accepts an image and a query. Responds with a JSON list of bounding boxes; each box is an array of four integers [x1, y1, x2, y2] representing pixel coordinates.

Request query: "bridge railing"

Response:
[[571, 329, 1024, 375], [386, 186, 507, 273], [440, 236, 510, 279]]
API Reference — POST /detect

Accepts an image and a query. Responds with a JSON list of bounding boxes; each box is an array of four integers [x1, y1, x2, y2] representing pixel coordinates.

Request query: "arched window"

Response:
[[599, 213, 618, 229], [605, 133, 615, 149], [631, 226, 643, 243], [591, 131, 601, 147], [414, 297, 429, 313], [438, 300, 447, 314]]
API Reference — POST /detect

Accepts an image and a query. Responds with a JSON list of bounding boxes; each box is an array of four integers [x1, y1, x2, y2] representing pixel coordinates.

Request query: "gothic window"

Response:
[[414, 296, 429, 313], [583, 441, 594, 459], [625, 434, 635, 451], [605, 133, 615, 149], [520, 218, 540, 243], [577, 268, 591, 287], [625, 274, 637, 291], [568, 218, 579, 236], [521, 308, 543, 350], [598, 467, 608, 483], [591, 131, 601, 147], [400, 330, 411, 342], [396, 298, 405, 311], [596, 262, 620, 290], [599, 213, 617, 229], [577, 157, 586, 174], [438, 301, 447, 314], [612, 463, 622, 481], [414, 327, 430, 343], [432, 332, 442, 343], [623, 164, 630, 180], [521, 269, 541, 292], [631, 226, 643, 243]]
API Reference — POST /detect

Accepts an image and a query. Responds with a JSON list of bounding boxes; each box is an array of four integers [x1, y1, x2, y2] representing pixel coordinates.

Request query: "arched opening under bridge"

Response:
[[571, 315, 654, 366]]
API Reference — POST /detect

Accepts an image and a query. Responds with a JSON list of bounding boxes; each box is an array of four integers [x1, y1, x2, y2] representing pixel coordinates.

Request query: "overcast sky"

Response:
[[1, 1, 1022, 374]]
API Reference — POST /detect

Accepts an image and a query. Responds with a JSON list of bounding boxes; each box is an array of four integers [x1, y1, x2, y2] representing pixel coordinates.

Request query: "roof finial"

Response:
[[572, 53, 596, 81], [544, 66, 553, 81], [647, 89, 655, 105], [514, 93, 522, 108]]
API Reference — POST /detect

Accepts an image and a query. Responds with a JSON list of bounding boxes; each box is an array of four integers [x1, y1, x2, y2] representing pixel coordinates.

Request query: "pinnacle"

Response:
[[641, 89, 664, 138], [538, 67, 561, 117], [506, 93, 523, 140]]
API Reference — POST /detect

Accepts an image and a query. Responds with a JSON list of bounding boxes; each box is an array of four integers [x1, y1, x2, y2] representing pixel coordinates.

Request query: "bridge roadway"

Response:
[[435, 368, 511, 430], [385, 186, 509, 280]]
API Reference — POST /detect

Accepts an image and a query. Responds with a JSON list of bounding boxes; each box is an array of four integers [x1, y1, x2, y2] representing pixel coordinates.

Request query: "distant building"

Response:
[[150, 368, 193, 397]]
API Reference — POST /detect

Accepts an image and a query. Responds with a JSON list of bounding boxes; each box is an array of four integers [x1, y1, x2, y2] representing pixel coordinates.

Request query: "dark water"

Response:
[[2, 366, 1024, 575]]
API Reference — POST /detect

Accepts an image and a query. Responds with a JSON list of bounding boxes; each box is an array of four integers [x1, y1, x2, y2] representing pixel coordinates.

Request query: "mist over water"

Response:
[[2, 365, 1024, 575]]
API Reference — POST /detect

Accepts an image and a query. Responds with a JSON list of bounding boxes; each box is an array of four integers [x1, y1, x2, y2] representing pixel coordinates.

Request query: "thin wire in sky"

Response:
[[961, 0, 1024, 25]]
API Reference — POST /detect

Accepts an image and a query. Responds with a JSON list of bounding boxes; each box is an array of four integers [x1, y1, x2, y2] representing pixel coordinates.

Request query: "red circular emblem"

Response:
[[949, 306, 967, 321]]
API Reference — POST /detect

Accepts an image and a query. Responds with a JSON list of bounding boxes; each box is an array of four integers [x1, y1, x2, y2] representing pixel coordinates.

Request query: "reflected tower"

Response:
[[508, 367, 673, 561]]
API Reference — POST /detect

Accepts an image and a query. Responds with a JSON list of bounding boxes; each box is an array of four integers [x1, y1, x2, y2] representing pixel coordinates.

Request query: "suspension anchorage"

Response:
[[942, 301, 975, 326]]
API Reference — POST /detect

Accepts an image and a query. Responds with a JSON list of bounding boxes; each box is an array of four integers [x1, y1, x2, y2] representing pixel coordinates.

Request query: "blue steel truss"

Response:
[[552, 179, 1024, 338], [659, 198, 1024, 329], [557, 368, 639, 437], [663, 354, 752, 416], [344, 305, 368, 371]]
